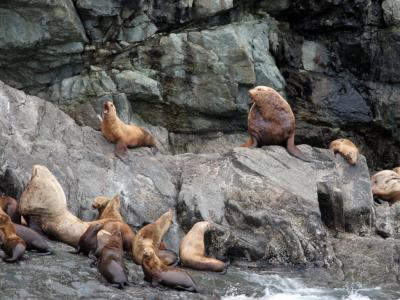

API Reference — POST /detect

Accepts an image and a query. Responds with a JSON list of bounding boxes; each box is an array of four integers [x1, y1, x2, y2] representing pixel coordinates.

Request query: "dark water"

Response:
[[0, 242, 399, 300]]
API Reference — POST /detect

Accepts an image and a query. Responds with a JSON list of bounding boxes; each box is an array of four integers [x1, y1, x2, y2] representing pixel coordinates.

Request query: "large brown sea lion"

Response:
[[371, 170, 400, 205], [71, 223, 104, 257], [101, 100, 157, 158], [14, 223, 52, 255], [241, 86, 310, 162], [329, 138, 359, 165], [92, 195, 135, 254], [0, 196, 21, 224], [132, 210, 174, 265], [142, 247, 198, 292], [0, 212, 26, 262], [180, 221, 228, 273], [19, 165, 108, 247], [98, 230, 129, 289]]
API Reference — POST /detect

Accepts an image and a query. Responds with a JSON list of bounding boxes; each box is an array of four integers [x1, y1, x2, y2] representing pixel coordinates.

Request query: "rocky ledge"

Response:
[[1, 81, 400, 293]]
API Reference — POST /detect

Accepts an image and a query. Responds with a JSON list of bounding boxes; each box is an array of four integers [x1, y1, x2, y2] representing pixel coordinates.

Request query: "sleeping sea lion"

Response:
[[241, 86, 311, 162], [14, 223, 52, 255], [101, 100, 157, 159], [371, 170, 400, 205], [142, 247, 198, 292], [0, 196, 21, 224], [180, 221, 228, 273], [329, 138, 359, 165], [0, 212, 26, 262]]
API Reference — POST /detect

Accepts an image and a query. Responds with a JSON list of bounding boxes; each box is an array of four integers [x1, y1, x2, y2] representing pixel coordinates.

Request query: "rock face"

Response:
[[1, 1, 400, 170], [2, 80, 400, 286]]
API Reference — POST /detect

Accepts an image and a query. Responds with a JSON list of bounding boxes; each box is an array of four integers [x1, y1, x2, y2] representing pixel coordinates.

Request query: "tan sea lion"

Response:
[[0, 212, 26, 262], [0, 196, 21, 224], [98, 229, 129, 289], [92, 195, 136, 254], [71, 223, 104, 257], [241, 86, 310, 162], [19, 165, 108, 247], [180, 221, 228, 273], [14, 223, 52, 255], [329, 138, 359, 165], [132, 210, 173, 265], [371, 170, 400, 205], [393, 167, 400, 175], [142, 247, 198, 292], [101, 100, 157, 159]]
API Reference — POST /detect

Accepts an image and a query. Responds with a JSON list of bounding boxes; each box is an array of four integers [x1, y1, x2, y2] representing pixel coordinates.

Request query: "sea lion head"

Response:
[[194, 221, 212, 233], [248, 86, 273, 103], [92, 196, 110, 210], [345, 150, 358, 165], [393, 167, 400, 175], [143, 246, 155, 259], [103, 101, 116, 116]]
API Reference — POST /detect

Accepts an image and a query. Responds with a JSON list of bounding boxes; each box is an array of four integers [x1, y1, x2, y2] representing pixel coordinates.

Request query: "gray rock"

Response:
[[375, 202, 400, 238], [382, 0, 400, 26], [118, 14, 158, 43], [0, 0, 87, 90], [76, 0, 121, 17], [114, 70, 162, 102]]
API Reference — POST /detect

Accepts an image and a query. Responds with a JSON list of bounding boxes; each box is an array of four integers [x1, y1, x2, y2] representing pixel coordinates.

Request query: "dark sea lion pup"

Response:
[[142, 247, 199, 293], [0, 212, 26, 262], [241, 86, 311, 162], [101, 100, 158, 159], [71, 223, 104, 257], [0, 196, 21, 224], [98, 230, 129, 289], [180, 221, 228, 273], [14, 223, 52, 255]]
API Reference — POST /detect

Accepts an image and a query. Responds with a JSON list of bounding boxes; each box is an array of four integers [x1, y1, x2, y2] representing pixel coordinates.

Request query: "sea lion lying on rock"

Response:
[[101, 100, 157, 159], [0, 212, 26, 262], [14, 223, 52, 255], [371, 170, 400, 205], [0, 196, 21, 224], [142, 247, 198, 292], [19, 165, 107, 247], [92, 195, 135, 254], [329, 138, 359, 165], [241, 86, 311, 162], [132, 210, 178, 266], [180, 221, 228, 273]]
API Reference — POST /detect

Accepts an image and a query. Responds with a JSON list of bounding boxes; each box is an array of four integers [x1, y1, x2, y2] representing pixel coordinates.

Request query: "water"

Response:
[[0, 241, 399, 300], [221, 270, 400, 300]]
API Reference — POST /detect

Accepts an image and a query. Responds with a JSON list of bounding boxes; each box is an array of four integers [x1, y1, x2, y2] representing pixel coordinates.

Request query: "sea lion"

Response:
[[71, 223, 104, 257], [103, 221, 135, 255], [14, 223, 52, 255], [0, 196, 21, 224], [329, 138, 359, 165], [19, 165, 108, 247], [98, 230, 129, 289], [101, 100, 157, 159], [142, 247, 198, 292], [393, 167, 400, 175], [92, 195, 136, 254], [180, 221, 228, 273], [371, 170, 400, 205], [132, 210, 174, 265], [241, 86, 310, 162], [0, 212, 26, 262]]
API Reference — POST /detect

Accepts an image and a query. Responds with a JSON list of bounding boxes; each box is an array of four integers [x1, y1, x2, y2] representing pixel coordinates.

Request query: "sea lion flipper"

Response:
[[286, 134, 312, 162], [69, 246, 80, 254]]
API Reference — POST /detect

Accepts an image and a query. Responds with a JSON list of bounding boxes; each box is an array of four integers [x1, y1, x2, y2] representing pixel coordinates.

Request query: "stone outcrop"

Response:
[[2, 80, 399, 285]]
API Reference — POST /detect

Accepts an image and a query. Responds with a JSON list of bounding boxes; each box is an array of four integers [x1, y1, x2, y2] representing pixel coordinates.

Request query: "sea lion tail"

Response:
[[286, 134, 312, 162]]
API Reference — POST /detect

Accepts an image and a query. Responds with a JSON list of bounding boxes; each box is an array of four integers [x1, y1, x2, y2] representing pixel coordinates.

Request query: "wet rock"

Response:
[[375, 202, 400, 239]]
